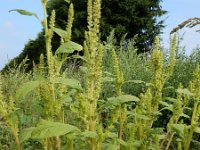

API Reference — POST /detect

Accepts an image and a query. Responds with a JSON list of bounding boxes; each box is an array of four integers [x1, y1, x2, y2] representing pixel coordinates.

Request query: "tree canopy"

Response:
[[2, 0, 166, 71]]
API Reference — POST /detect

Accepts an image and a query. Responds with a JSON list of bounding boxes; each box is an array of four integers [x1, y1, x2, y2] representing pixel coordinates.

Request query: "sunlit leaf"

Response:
[[118, 139, 127, 146], [16, 80, 41, 101], [194, 127, 200, 134], [159, 101, 170, 107], [180, 113, 190, 119], [52, 77, 82, 90], [65, 0, 70, 3], [132, 113, 150, 120], [164, 97, 177, 103], [9, 9, 40, 21], [31, 120, 80, 139], [72, 55, 87, 62], [82, 131, 98, 138], [108, 95, 139, 106], [125, 80, 145, 84], [101, 77, 115, 83], [131, 141, 142, 148], [176, 88, 194, 96], [79, 66, 88, 74], [171, 124, 185, 138], [20, 127, 35, 142], [160, 106, 173, 112], [53, 28, 67, 38], [55, 41, 83, 54]]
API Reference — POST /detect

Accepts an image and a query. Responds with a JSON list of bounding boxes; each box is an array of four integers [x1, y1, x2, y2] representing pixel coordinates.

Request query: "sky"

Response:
[[0, 0, 200, 69]]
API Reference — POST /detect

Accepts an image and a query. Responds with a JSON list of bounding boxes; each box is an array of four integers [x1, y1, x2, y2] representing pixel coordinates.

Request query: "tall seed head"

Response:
[[65, 3, 74, 42]]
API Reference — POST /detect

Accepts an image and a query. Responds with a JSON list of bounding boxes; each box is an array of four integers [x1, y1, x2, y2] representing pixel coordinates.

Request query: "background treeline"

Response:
[[2, 0, 166, 71]]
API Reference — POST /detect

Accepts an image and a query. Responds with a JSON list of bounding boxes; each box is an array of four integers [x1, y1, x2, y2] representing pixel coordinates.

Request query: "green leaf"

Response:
[[103, 144, 118, 150], [106, 132, 118, 138], [146, 83, 154, 87], [55, 41, 83, 54], [79, 66, 88, 74], [160, 106, 173, 112], [31, 120, 80, 139], [159, 101, 170, 107], [20, 127, 35, 142], [194, 127, 200, 134], [72, 55, 87, 62], [16, 80, 41, 101], [180, 113, 190, 119], [65, 0, 70, 3], [171, 124, 185, 138], [164, 97, 177, 103], [132, 113, 150, 120], [82, 131, 98, 138], [52, 77, 82, 90], [108, 95, 140, 106], [118, 139, 127, 146], [9, 9, 40, 21], [131, 141, 142, 148], [125, 80, 145, 84], [176, 88, 194, 96], [101, 77, 115, 83], [53, 28, 67, 38]]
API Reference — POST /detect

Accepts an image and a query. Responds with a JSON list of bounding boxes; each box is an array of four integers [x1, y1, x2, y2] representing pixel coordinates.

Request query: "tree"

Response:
[[47, 0, 166, 52], [2, 0, 166, 71]]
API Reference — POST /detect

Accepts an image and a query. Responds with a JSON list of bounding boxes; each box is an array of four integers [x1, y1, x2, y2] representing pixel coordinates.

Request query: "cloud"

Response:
[[0, 21, 14, 31]]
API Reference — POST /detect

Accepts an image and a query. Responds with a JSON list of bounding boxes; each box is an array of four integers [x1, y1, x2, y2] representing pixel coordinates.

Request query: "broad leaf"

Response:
[[82, 131, 98, 138], [31, 120, 80, 139], [125, 80, 145, 84], [20, 127, 35, 142], [180, 113, 190, 119], [79, 66, 88, 74], [164, 97, 177, 103], [160, 106, 173, 112], [132, 113, 150, 120], [176, 88, 194, 96], [171, 124, 186, 138], [103, 144, 118, 150], [9, 9, 40, 21], [131, 141, 142, 148], [53, 28, 67, 38], [101, 77, 115, 83], [16, 80, 41, 101], [108, 95, 140, 106], [118, 139, 127, 146], [55, 41, 83, 54], [194, 127, 200, 134], [52, 77, 82, 90], [159, 101, 170, 107], [72, 55, 88, 62], [65, 0, 70, 3]]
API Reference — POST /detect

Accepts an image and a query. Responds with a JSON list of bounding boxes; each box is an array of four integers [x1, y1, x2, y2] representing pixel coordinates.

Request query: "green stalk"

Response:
[[11, 127, 21, 150], [165, 132, 175, 150], [41, 1, 60, 149], [41, 1, 50, 75], [185, 103, 198, 150]]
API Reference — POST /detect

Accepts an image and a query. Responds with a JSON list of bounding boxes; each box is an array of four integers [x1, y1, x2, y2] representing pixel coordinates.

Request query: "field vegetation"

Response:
[[0, 0, 199, 150]]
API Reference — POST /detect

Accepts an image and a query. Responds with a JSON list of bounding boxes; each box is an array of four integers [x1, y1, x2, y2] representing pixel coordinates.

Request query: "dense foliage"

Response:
[[0, 0, 199, 150], [2, 0, 166, 71]]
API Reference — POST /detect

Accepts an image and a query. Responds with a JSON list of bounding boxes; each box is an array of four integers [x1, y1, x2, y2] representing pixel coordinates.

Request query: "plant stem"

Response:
[[11, 128, 21, 150], [160, 131, 169, 149], [165, 132, 175, 150], [55, 136, 60, 150], [118, 110, 123, 150], [185, 103, 198, 150]]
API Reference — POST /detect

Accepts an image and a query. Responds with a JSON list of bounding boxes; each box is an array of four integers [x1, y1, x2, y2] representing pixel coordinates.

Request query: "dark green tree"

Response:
[[2, 0, 166, 71]]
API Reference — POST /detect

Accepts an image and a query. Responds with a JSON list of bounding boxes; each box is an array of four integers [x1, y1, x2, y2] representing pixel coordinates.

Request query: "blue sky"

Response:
[[0, 0, 200, 69]]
